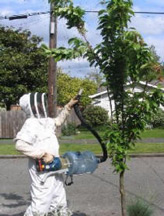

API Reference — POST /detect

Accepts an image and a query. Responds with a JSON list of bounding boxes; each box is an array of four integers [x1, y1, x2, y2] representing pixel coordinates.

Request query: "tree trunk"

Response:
[[120, 170, 126, 216]]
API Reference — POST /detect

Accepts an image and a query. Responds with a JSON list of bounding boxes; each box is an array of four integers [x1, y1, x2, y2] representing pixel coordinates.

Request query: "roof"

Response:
[[89, 81, 164, 99]]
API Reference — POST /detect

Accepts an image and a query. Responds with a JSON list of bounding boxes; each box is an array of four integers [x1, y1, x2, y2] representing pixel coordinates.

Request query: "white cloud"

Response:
[[145, 36, 164, 62], [0, 9, 14, 16], [58, 58, 92, 77], [128, 11, 164, 61], [131, 14, 164, 35]]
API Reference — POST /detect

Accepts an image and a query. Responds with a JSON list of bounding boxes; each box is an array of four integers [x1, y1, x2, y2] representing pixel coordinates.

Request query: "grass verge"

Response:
[[0, 142, 164, 155], [140, 129, 164, 139], [60, 129, 164, 140]]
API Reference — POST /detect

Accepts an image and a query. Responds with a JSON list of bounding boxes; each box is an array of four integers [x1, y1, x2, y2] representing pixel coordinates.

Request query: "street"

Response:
[[0, 157, 164, 216]]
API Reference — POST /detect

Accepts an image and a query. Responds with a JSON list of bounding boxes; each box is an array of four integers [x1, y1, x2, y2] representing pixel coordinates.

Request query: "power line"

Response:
[[85, 10, 164, 15], [0, 11, 50, 20], [0, 10, 164, 21], [134, 11, 164, 15]]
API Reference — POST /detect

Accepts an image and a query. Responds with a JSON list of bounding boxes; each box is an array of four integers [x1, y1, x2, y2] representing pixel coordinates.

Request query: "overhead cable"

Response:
[[0, 10, 164, 21]]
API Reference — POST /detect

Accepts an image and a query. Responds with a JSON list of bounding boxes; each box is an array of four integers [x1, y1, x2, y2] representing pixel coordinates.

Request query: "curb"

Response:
[[0, 153, 164, 159], [0, 155, 26, 159]]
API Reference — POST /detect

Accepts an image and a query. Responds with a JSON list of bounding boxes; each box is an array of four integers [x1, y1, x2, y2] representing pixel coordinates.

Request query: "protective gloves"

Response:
[[67, 98, 78, 109], [42, 153, 54, 163]]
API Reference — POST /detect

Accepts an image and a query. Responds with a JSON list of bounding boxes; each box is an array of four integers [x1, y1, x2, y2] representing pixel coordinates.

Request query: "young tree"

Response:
[[0, 27, 48, 110], [45, 1, 164, 215]]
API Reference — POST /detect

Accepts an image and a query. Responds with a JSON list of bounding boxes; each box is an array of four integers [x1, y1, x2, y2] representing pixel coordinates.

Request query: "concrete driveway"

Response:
[[0, 157, 164, 216]]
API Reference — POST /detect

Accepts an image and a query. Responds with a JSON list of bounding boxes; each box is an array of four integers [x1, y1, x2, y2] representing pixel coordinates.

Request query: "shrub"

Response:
[[82, 105, 109, 127], [127, 199, 154, 216], [61, 123, 77, 136], [151, 109, 164, 128]]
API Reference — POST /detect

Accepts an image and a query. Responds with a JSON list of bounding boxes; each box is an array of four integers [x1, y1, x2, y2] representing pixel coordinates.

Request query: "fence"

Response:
[[0, 110, 26, 139], [0, 109, 80, 139]]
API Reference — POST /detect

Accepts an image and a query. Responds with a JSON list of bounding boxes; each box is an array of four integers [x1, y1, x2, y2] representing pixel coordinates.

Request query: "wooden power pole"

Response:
[[48, 2, 57, 117]]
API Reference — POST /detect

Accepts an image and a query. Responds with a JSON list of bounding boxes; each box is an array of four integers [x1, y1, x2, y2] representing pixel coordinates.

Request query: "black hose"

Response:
[[73, 103, 108, 163]]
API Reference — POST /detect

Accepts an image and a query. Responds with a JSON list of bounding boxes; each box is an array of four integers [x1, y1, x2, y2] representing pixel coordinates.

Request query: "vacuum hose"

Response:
[[73, 90, 108, 163]]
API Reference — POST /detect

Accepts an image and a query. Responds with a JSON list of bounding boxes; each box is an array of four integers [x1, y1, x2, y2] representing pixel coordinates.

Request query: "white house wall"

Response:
[[91, 93, 114, 117], [90, 85, 164, 118]]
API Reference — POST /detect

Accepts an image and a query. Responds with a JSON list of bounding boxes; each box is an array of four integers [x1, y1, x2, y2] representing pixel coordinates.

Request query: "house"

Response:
[[89, 81, 164, 117]]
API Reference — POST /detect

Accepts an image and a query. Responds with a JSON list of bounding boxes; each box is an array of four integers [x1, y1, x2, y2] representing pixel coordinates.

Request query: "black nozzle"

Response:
[[75, 89, 83, 101]]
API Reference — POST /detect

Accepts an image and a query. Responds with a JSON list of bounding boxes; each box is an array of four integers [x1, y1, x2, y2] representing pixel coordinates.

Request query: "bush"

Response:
[[82, 105, 109, 127], [151, 109, 164, 128], [127, 199, 154, 216], [61, 123, 77, 136]]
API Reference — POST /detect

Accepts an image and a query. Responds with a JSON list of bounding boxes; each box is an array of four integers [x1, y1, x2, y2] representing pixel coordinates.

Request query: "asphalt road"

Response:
[[0, 157, 164, 216]]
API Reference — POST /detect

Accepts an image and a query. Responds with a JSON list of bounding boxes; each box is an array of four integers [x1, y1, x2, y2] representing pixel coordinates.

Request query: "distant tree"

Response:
[[162, 63, 164, 78], [149, 45, 164, 81], [0, 26, 48, 110], [85, 69, 104, 89], [150, 45, 160, 62], [57, 69, 97, 107], [0, 26, 97, 110]]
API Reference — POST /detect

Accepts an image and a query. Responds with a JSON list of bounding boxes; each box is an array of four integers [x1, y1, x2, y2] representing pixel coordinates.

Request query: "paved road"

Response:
[[0, 157, 164, 216]]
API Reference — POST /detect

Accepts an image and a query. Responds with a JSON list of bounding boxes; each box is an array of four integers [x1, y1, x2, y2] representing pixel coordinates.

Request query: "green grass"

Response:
[[129, 143, 164, 154], [0, 128, 163, 155], [61, 130, 106, 140], [61, 128, 164, 140], [61, 142, 164, 155], [0, 143, 102, 155], [0, 142, 164, 155], [0, 144, 21, 155], [61, 131, 95, 140], [140, 129, 164, 138]]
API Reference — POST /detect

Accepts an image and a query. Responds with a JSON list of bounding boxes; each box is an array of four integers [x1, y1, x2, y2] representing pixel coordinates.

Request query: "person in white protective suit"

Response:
[[15, 92, 78, 216]]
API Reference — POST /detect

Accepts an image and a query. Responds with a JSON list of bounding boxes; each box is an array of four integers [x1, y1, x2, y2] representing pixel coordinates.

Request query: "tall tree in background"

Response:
[[45, 0, 164, 215], [85, 69, 104, 91], [150, 45, 164, 81], [57, 69, 97, 107], [0, 26, 96, 110], [0, 26, 48, 110]]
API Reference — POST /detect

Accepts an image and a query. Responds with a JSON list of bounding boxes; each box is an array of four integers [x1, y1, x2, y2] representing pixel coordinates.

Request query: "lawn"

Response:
[[61, 128, 164, 140], [140, 129, 164, 138], [0, 128, 163, 155], [0, 142, 164, 156]]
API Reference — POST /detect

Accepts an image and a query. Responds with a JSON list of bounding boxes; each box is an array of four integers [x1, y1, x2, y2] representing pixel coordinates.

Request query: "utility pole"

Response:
[[48, 2, 57, 117]]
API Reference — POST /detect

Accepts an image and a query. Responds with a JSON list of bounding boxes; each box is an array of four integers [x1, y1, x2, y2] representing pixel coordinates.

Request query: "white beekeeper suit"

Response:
[[15, 92, 75, 216]]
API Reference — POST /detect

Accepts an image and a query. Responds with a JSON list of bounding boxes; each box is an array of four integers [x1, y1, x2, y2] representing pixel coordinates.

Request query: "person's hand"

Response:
[[67, 98, 78, 109], [42, 153, 54, 163]]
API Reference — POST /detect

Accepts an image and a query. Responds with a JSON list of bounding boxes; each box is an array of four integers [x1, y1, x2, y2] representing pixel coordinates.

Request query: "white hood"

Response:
[[19, 92, 48, 118]]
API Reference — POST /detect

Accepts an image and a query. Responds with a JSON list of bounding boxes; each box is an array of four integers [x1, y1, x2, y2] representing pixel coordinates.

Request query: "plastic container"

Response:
[[63, 151, 98, 176]]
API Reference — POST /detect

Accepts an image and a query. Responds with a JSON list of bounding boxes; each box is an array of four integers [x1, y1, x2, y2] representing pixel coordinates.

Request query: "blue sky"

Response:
[[0, 0, 164, 77]]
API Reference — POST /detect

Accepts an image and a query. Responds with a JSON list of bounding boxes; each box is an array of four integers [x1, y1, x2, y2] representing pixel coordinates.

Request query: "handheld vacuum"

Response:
[[36, 89, 108, 185]]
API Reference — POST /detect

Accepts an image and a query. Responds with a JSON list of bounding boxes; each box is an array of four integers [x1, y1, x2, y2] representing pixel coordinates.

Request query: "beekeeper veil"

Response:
[[19, 93, 48, 118]]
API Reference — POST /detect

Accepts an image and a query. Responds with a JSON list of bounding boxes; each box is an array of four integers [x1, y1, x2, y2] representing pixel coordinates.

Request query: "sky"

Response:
[[0, 0, 164, 78]]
